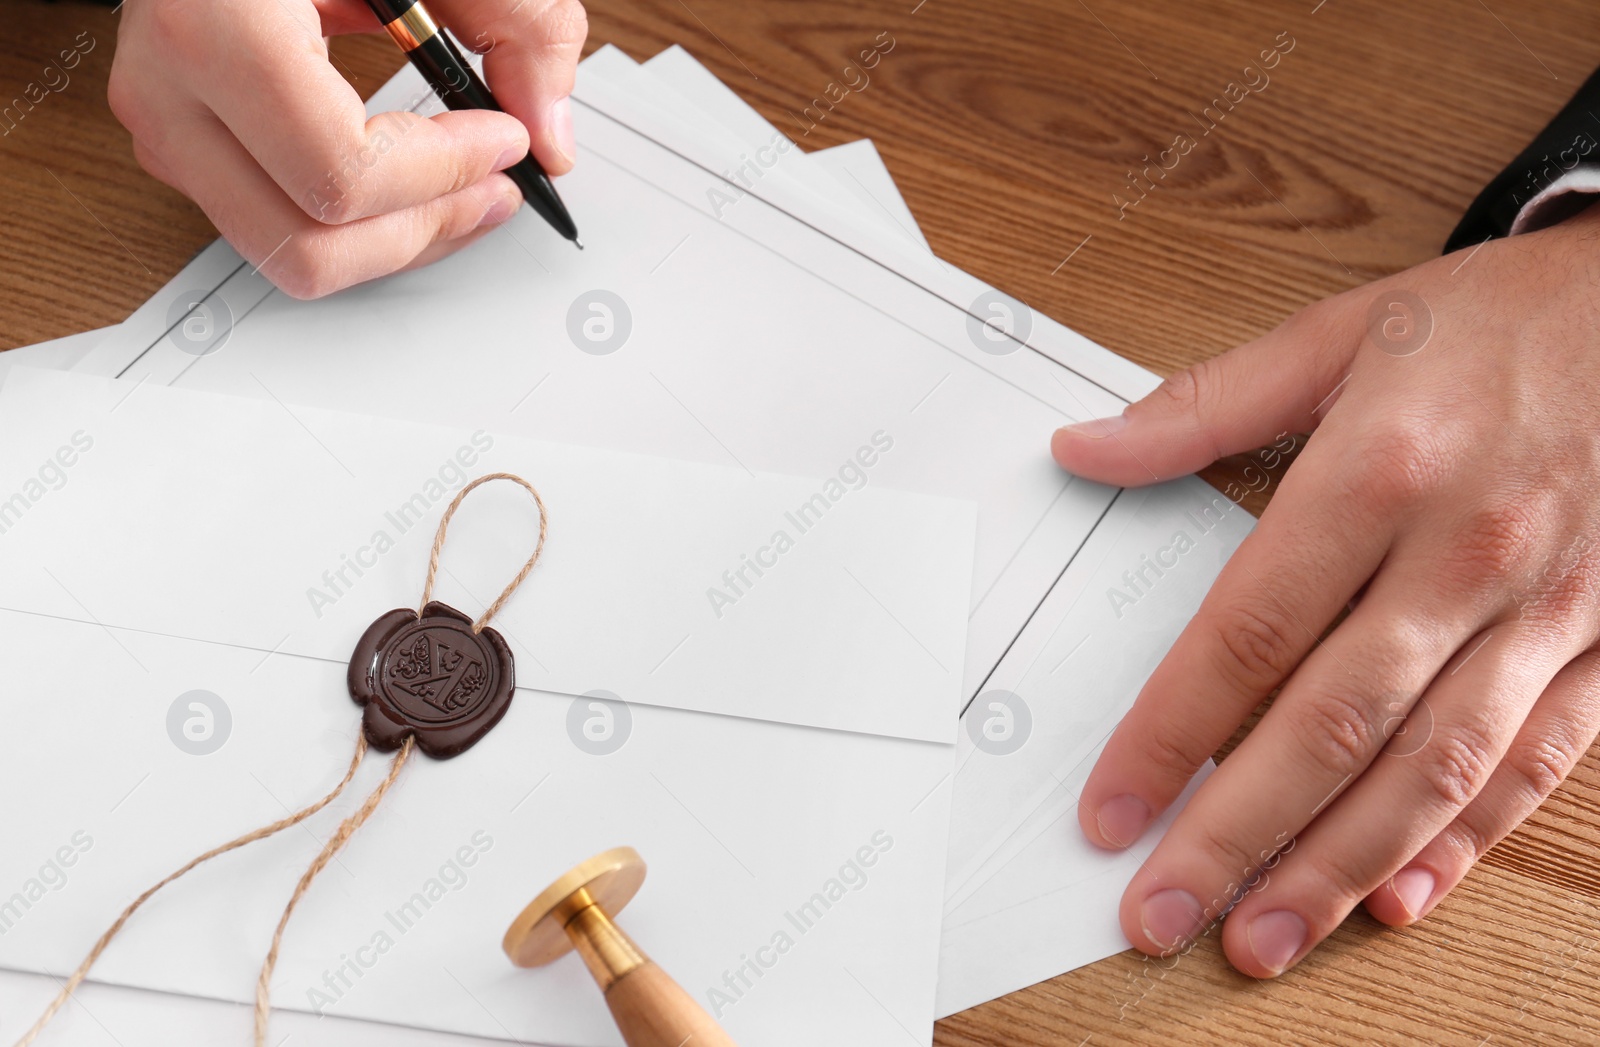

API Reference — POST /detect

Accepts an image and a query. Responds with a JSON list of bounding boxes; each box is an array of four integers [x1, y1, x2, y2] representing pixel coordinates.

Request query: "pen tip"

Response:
[[574, 238, 585, 250]]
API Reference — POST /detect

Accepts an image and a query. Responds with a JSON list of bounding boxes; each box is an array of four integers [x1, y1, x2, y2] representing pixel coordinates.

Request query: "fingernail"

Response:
[[547, 96, 575, 167], [1095, 794, 1151, 849], [1057, 414, 1128, 440], [1389, 866, 1436, 921], [1246, 910, 1307, 975], [493, 142, 528, 171], [1140, 888, 1205, 952], [476, 192, 520, 229]]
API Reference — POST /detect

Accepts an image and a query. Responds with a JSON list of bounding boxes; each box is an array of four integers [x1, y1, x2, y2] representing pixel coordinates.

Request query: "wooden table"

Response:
[[4, 1, 1599, 1043]]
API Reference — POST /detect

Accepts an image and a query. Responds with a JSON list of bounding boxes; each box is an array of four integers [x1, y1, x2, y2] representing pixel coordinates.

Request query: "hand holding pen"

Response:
[[109, 0, 588, 299]]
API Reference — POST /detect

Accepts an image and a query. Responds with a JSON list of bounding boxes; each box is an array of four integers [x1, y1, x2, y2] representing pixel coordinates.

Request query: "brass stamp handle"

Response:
[[504, 847, 738, 1047]]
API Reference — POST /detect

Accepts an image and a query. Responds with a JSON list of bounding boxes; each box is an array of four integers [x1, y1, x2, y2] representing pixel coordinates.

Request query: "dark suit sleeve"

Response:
[[1445, 65, 1600, 253]]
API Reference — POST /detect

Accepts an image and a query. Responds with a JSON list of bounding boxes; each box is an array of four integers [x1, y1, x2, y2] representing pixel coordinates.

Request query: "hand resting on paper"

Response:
[[107, 0, 587, 299], [1053, 204, 1600, 977]]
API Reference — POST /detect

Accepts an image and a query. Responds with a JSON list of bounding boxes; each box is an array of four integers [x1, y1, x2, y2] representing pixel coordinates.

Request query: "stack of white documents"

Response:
[[0, 44, 1252, 1046]]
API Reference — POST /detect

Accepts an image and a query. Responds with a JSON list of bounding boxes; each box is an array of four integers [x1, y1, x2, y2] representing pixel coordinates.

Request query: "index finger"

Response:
[[180, 0, 532, 223], [1076, 428, 1394, 850]]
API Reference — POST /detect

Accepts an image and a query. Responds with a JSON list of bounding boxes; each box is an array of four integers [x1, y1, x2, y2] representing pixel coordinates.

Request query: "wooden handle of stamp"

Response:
[[604, 960, 738, 1047], [503, 848, 736, 1047]]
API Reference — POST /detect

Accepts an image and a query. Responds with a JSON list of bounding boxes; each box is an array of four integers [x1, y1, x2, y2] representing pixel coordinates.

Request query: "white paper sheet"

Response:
[[937, 482, 1252, 1014], [809, 139, 930, 251], [0, 369, 968, 1046], [555, 57, 1256, 1009], [946, 484, 1250, 901], [639, 46, 930, 251], [0, 325, 109, 378], [73, 67, 1132, 716], [936, 766, 1212, 1017], [13, 43, 1259, 1035]]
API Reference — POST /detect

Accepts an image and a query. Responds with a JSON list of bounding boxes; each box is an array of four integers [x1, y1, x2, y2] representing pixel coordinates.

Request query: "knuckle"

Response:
[[301, 121, 407, 226], [105, 67, 144, 134], [1137, 355, 1233, 462], [1439, 501, 1542, 586], [482, 0, 588, 54], [308, 186, 365, 226], [1417, 720, 1499, 811], [1444, 810, 1495, 864], [1145, 363, 1203, 425], [1385, 616, 1441, 673], [274, 270, 338, 301], [1133, 721, 1209, 781], [418, 187, 488, 246], [1190, 822, 1268, 903], [1293, 688, 1383, 778], [301, 154, 376, 225], [1346, 419, 1453, 511], [146, 0, 203, 60], [542, 0, 590, 47], [1299, 850, 1373, 905], [267, 238, 346, 301], [128, 138, 155, 173], [1524, 535, 1600, 627], [1207, 598, 1303, 693], [1501, 735, 1576, 804], [129, 140, 174, 188], [432, 148, 478, 199]]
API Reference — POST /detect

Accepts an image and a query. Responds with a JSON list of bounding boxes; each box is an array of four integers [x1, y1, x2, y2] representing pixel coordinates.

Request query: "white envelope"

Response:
[[0, 367, 973, 1046], [0, 368, 972, 744]]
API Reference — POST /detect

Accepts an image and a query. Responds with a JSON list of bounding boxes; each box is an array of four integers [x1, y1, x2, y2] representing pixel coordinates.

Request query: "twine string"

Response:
[[253, 737, 414, 1046], [12, 735, 372, 1047], [16, 472, 547, 1047], [418, 472, 549, 632]]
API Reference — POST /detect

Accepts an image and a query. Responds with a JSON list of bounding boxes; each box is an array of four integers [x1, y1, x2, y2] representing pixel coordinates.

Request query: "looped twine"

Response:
[[16, 472, 551, 1047], [418, 472, 549, 632]]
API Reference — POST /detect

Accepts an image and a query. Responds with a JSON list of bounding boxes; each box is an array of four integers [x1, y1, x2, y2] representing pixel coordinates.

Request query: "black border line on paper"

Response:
[[110, 95, 1133, 412], [100, 85, 1136, 715]]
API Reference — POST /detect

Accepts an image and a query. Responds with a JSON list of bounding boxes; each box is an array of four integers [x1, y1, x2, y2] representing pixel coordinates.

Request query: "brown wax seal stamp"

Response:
[[349, 600, 516, 758], [347, 472, 548, 760], [16, 472, 553, 1047]]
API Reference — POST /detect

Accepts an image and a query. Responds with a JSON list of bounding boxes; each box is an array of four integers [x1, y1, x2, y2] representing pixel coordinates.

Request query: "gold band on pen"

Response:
[[383, 3, 439, 50]]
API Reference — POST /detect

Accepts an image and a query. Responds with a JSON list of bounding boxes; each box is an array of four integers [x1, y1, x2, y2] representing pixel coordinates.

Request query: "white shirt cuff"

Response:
[[1511, 166, 1600, 234]]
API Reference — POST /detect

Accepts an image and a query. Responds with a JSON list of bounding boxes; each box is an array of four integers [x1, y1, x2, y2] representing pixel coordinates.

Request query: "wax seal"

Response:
[[17, 475, 551, 1047], [348, 600, 516, 758]]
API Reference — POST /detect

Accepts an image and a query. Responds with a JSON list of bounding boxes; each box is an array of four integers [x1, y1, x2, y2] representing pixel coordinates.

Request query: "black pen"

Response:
[[363, 0, 582, 247]]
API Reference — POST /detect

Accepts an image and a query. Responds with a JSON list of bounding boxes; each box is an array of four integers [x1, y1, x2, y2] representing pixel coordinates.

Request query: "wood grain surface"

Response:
[[4, 1, 1599, 1044]]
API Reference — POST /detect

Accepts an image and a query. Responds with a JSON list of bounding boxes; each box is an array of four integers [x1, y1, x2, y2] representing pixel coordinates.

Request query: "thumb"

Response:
[[431, 0, 590, 176], [1051, 301, 1358, 487]]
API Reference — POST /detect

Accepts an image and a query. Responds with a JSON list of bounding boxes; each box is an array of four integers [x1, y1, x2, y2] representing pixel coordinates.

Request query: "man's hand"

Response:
[[1053, 206, 1600, 976], [108, 0, 587, 299]]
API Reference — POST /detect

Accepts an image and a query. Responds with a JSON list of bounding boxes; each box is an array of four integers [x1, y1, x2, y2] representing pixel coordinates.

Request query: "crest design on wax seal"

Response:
[[348, 601, 516, 758]]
